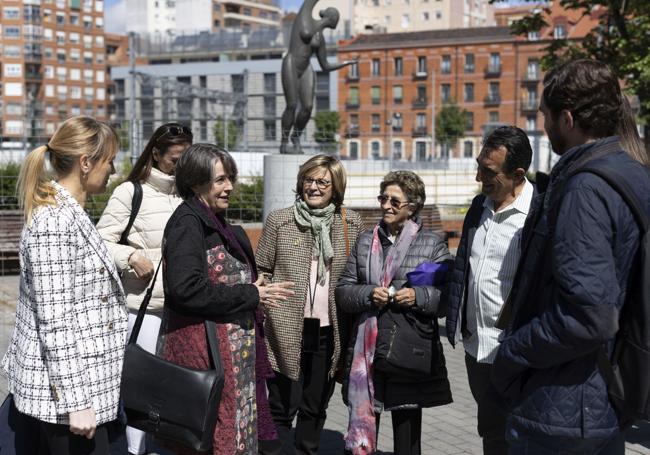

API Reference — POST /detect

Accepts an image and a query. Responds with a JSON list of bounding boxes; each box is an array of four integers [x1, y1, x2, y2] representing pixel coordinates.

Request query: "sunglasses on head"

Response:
[[155, 124, 193, 144], [377, 194, 410, 209]]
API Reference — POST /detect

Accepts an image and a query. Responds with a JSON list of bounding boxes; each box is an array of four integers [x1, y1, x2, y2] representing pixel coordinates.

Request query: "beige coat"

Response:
[[97, 168, 182, 311], [256, 206, 363, 381]]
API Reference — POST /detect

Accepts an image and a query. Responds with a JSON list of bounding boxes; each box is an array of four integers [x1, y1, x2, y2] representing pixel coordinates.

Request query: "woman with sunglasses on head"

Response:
[[336, 171, 452, 455], [96, 122, 192, 455], [3, 117, 127, 454], [256, 154, 363, 455]]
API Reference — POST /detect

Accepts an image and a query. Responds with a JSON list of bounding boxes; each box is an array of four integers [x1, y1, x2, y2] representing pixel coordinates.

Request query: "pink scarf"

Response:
[[344, 220, 420, 454]]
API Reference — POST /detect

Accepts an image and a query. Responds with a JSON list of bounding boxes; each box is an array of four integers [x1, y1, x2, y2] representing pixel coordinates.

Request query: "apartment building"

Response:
[[354, 0, 495, 34], [336, 0, 599, 168], [0, 0, 109, 150]]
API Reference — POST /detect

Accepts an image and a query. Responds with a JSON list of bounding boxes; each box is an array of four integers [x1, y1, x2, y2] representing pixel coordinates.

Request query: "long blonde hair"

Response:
[[17, 116, 118, 222]]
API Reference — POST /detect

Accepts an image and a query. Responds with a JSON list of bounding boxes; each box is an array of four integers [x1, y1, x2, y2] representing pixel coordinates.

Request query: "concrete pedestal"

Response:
[[262, 154, 310, 220]]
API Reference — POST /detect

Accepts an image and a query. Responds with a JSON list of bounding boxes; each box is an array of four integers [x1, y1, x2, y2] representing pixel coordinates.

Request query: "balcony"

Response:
[[371, 125, 381, 133], [412, 126, 428, 137], [345, 100, 360, 110], [412, 97, 428, 109], [485, 64, 502, 77], [484, 94, 501, 106], [25, 72, 43, 81], [412, 71, 428, 81], [523, 71, 541, 82], [520, 98, 539, 113], [345, 125, 360, 138], [345, 73, 359, 83]]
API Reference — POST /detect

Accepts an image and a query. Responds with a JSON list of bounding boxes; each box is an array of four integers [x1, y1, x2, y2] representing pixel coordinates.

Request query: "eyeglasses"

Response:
[[377, 194, 410, 209], [303, 177, 331, 189]]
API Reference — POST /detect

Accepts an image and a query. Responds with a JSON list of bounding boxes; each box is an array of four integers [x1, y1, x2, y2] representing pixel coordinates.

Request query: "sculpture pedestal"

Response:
[[262, 154, 309, 221]]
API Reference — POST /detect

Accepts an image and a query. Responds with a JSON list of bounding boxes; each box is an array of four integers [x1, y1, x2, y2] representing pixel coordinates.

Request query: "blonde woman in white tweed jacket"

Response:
[[2, 117, 128, 455]]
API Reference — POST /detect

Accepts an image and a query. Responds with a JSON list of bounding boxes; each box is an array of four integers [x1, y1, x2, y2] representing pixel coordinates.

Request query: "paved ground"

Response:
[[0, 274, 649, 454]]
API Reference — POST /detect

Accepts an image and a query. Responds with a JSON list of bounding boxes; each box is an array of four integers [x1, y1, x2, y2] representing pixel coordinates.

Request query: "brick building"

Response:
[[336, 2, 599, 165], [0, 0, 110, 151]]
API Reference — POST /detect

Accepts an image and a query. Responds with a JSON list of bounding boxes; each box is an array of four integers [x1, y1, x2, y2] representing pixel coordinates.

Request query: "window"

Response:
[[349, 141, 359, 160], [416, 113, 426, 128], [464, 83, 474, 102], [45, 85, 55, 97], [4, 45, 21, 58], [465, 53, 475, 73], [435, 10, 442, 19], [264, 73, 276, 93], [348, 62, 359, 79], [4, 64, 22, 78], [417, 56, 427, 74], [5, 121, 24, 135], [394, 57, 403, 76], [70, 13, 79, 25], [441, 55, 451, 74], [83, 69, 93, 83], [371, 86, 381, 105], [70, 48, 80, 62], [372, 59, 381, 77], [527, 59, 540, 80], [422, 12, 429, 20], [463, 140, 473, 158], [6, 103, 23, 115], [231, 74, 244, 93], [83, 51, 93, 64], [3, 7, 20, 19], [488, 82, 500, 101], [264, 120, 276, 140], [348, 87, 359, 106], [69, 32, 80, 44], [56, 13, 65, 25], [393, 85, 403, 104], [392, 141, 403, 160], [489, 53, 501, 73], [371, 114, 381, 132], [528, 30, 540, 41], [401, 14, 410, 28], [4, 26, 21, 38], [96, 70, 105, 83], [489, 111, 499, 123], [95, 36, 104, 47], [71, 105, 81, 116], [415, 142, 427, 161], [71, 86, 82, 99], [371, 141, 381, 159], [465, 111, 474, 130], [70, 68, 81, 80], [441, 84, 451, 103], [416, 85, 427, 103], [350, 114, 359, 128], [44, 65, 55, 78], [392, 113, 403, 132], [554, 24, 566, 39]]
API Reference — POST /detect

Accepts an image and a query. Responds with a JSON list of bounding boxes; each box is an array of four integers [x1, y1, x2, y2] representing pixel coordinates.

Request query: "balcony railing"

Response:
[[345, 73, 359, 83], [345, 126, 360, 138], [524, 71, 541, 82], [412, 97, 428, 109], [412, 71, 428, 81], [484, 94, 501, 106], [412, 126, 428, 137], [345, 100, 360, 110], [485, 64, 502, 77], [520, 98, 539, 112]]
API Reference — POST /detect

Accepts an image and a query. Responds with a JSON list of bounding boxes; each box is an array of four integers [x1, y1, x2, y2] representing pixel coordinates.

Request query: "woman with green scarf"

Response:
[[256, 154, 363, 455]]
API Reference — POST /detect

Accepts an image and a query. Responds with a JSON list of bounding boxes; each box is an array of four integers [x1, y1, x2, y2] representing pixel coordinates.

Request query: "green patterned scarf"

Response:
[[293, 199, 336, 285]]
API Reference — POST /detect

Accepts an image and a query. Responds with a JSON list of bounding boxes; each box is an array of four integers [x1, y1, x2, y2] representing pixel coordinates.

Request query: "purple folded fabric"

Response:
[[406, 262, 449, 286]]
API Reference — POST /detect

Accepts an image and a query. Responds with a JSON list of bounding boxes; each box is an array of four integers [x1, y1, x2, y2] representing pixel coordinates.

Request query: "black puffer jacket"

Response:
[[336, 220, 452, 408]]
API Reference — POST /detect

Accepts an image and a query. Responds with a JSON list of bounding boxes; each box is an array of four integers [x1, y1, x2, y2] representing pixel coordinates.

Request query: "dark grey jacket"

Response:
[[336, 220, 452, 405]]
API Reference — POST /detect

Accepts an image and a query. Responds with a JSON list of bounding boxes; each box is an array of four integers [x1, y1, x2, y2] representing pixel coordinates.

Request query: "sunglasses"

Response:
[[155, 124, 193, 145], [303, 177, 332, 189], [377, 194, 410, 209]]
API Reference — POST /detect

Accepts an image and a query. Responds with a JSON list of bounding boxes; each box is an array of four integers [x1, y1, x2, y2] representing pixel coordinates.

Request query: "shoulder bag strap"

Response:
[[342, 207, 350, 256], [128, 257, 163, 345], [119, 182, 143, 246]]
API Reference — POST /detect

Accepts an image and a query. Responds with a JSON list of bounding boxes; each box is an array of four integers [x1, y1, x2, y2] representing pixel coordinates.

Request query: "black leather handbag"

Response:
[[121, 261, 224, 452]]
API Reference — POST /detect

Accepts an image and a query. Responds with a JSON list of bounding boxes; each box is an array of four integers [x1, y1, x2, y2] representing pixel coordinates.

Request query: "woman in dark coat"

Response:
[[158, 144, 293, 455], [336, 171, 452, 455]]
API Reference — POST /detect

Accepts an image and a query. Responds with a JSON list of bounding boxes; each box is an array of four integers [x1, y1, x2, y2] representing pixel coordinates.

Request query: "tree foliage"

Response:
[[491, 0, 650, 148], [313, 111, 341, 145], [435, 103, 468, 150], [227, 176, 264, 223], [213, 116, 239, 150]]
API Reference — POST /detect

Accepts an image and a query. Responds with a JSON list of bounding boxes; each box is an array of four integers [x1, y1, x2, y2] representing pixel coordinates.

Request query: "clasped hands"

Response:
[[254, 277, 295, 308], [371, 286, 416, 309]]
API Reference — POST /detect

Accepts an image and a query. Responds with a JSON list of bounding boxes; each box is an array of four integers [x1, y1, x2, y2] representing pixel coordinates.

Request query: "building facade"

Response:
[[353, 0, 495, 34], [0, 0, 109, 152]]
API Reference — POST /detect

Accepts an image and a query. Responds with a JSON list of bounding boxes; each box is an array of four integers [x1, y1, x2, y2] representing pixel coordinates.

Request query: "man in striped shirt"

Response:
[[446, 126, 534, 454]]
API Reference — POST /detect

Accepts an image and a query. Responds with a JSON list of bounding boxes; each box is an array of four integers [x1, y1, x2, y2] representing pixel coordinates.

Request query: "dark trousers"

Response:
[[391, 409, 422, 455], [465, 352, 509, 455], [40, 421, 113, 455], [263, 327, 336, 455]]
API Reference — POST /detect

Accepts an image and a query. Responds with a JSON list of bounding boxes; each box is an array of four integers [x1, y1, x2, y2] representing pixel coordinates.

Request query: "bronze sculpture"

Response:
[[280, 0, 357, 154]]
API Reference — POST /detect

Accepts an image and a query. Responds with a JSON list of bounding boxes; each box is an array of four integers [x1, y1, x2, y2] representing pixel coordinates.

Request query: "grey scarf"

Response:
[[293, 199, 335, 285]]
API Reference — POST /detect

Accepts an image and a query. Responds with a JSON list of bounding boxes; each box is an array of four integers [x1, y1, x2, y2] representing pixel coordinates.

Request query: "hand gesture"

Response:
[[254, 277, 295, 308], [128, 251, 154, 281], [394, 288, 416, 308], [69, 408, 96, 439], [371, 287, 390, 309]]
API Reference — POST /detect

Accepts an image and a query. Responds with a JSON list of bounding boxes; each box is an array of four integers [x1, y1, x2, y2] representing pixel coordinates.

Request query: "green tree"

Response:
[[491, 0, 650, 151], [313, 111, 341, 151], [227, 176, 264, 223], [0, 162, 21, 209], [435, 103, 468, 155], [213, 116, 239, 150]]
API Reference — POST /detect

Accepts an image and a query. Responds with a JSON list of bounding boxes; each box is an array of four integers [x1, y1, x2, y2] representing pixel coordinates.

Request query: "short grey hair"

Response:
[[175, 143, 238, 199], [379, 170, 426, 217]]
